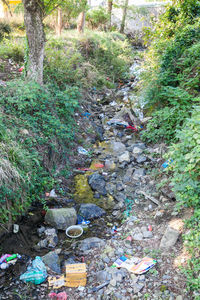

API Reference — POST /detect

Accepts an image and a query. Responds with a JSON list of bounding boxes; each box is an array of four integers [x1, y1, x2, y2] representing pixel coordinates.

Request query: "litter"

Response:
[[162, 159, 173, 169], [20, 256, 47, 284], [49, 292, 68, 300], [19, 66, 24, 72], [48, 275, 66, 289], [13, 224, 19, 233], [148, 225, 152, 231], [0, 253, 21, 269], [49, 189, 57, 198], [77, 215, 90, 226], [137, 191, 160, 206], [111, 226, 118, 234], [129, 257, 157, 274], [66, 263, 87, 287], [113, 256, 156, 274], [66, 225, 83, 238], [90, 280, 110, 292], [82, 112, 91, 119], [77, 147, 89, 155]]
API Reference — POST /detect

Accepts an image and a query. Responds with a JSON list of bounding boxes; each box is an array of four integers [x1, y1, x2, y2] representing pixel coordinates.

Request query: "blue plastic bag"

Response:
[[20, 256, 47, 284]]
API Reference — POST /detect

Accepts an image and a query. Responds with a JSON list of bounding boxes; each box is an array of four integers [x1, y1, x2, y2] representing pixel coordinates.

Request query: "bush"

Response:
[[0, 22, 11, 41], [0, 80, 79, 226], [166, 108, 200, 296], [86, 7, 109, 30], [44, 31, 133, 88]]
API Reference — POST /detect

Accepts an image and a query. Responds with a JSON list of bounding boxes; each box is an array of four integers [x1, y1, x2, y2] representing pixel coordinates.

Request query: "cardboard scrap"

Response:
[[66, 263, 87, 287], [48, 275, 66, 289], [113, 256, 156, 274]]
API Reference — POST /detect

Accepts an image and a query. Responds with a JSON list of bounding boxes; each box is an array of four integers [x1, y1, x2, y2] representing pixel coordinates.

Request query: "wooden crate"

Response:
[[66, 263, 87, 287]]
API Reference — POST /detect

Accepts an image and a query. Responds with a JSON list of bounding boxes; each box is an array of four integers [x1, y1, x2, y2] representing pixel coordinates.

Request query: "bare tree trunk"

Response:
[[22, 0, 45, 85], [56, 7, 62, 36], [108, 0, 113, 29], [77, 11, 85, 33], [120, 0, 129, 33]]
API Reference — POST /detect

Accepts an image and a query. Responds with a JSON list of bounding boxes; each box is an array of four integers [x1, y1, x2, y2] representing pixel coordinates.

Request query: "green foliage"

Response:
[[0, 80, 79, 225], [0, 22, 11, 41], [141, 2, 200, 295], [0, 38, 24, 62], [44, 31, 133, 88], [86, 7, 109, 30]]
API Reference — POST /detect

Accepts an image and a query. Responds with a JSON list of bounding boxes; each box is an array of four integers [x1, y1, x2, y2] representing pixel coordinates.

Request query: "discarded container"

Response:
[[162, 159, 173, 169], [77, 147, 88, 155], [0, 254, 11, 264], [148, 225, 152, 231], [6, 254, 18, 262], [20, 256, 47, 284], [66, 225, 83, 239], [65, 263, 87, 287]]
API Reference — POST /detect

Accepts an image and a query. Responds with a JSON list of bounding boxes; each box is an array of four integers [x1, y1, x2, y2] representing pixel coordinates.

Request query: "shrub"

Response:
[[0, 80, 79, 226], [0, 22, 11, 41], [86, 7, 109, 30]]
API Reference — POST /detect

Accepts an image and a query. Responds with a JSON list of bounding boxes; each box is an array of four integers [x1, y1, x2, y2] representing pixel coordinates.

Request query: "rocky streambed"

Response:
[[0, 57, 190, 300]]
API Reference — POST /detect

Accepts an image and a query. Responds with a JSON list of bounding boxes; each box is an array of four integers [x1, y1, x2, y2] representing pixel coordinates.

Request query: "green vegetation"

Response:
[[0, 29, 133, 228], [0, 80, 79, 226], [140, 0, 200, 296]]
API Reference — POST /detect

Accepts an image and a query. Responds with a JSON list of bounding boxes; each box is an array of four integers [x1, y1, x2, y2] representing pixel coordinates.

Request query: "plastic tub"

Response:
[[66, 225, 83, 238]]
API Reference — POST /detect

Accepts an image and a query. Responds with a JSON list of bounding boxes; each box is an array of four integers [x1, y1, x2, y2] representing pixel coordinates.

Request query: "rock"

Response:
[[109, 268, 128, 282], [118, 151, 130, 163], [79, 203, 106, 220], [114, 192, 126, 202], [37, 226, 45, 237], [78, 237, 106, 252], [88, 173, 107, 196], [36, 239, 48, 249], [131, 274, 138, 284], [116, 182, 124, 191], [133, 147, 143, 155], [133, 283, 144, 293], [132, 227, 143, 241], [45, 208, 77, 230], [160, 226, 180, 250], [105, 159, 116, 170], [110, 141, 126, 156], [133, 168, 146, 179], [136, 155, 147, 164], [141, 226, 153, 239], [176, 296, 183, 300], [96, 270, 112, 282], [42, 251, 61, 274], [110, 279, 117, 287]]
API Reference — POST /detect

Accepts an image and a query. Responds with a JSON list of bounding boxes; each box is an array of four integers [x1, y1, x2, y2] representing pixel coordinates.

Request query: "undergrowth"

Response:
[[0, 80, 79, 226], [141, 1, 200, 297]]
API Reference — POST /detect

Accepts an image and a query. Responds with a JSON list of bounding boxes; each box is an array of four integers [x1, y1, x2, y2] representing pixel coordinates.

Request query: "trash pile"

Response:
[[0, 253, 21, 270]]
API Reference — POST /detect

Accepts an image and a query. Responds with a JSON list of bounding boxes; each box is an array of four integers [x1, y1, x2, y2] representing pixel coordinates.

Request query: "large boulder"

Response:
[[79, 203, 106, 220], [45, 208, 77, 230], [88, 173, 107, 196]]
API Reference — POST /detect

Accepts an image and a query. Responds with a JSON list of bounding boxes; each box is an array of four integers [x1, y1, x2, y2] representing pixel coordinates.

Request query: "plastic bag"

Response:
[[20, 256, 47, 284]]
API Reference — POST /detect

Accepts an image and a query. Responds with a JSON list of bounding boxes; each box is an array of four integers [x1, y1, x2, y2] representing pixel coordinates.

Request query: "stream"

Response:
[[0, 54, 187, 300]]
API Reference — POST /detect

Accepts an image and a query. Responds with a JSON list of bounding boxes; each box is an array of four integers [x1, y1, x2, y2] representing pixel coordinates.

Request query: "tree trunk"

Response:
[[108, 0, 113, 29], [120, 0, 129, 33], [22, 0, 45, 85], [56, 7, 62, 36], [77, 11, 85, 33]]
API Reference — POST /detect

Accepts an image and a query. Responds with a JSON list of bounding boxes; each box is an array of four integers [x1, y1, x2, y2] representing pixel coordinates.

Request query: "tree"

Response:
[[77, 0, 88, 33], [120, 0, 129, 33], [56, 7, 62, 36], [107, 0, 113, 28]]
